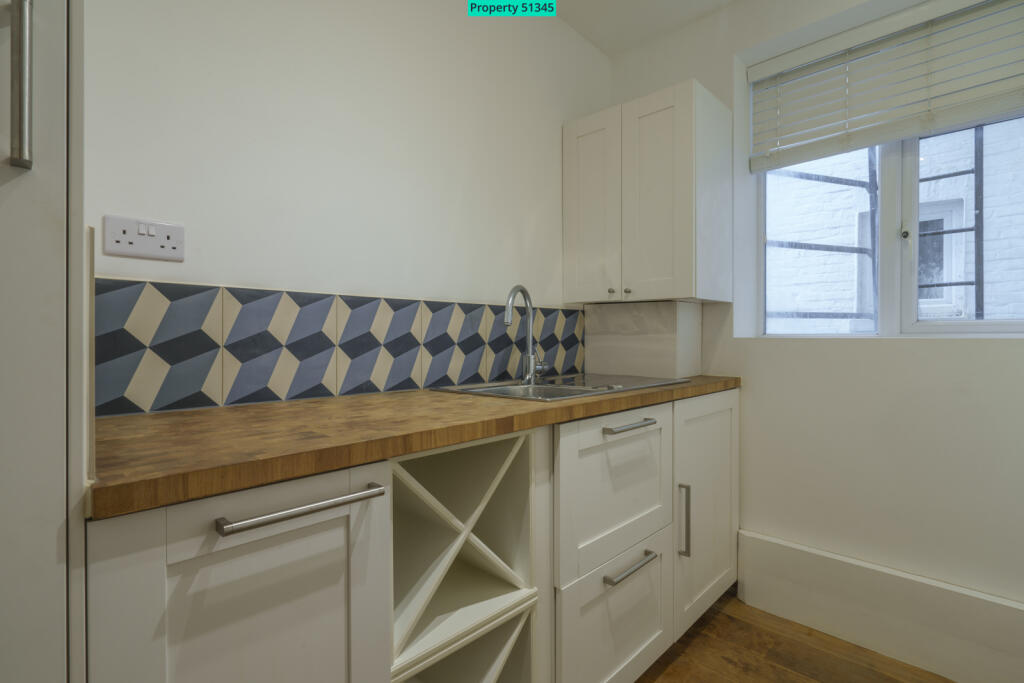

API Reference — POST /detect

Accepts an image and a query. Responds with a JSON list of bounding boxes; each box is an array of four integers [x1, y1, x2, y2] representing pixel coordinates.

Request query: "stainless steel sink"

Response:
[[462, 384, 596, 400], [435, 374, 691, 402]]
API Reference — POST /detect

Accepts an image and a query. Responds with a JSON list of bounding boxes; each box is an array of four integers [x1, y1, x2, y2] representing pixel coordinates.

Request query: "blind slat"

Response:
[[758, 47, 1024, 141], [750, 0, 1024, 171]]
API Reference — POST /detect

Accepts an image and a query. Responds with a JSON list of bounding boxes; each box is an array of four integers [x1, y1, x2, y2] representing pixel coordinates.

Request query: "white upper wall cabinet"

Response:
[[563, 80, 733, 304], [563, 106, 623, 304]]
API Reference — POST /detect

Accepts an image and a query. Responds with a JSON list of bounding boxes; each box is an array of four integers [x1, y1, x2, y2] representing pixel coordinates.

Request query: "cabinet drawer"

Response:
[[167, 468, 354, 564], [555, 403, 672, 587], [556, 526, 673, 683]]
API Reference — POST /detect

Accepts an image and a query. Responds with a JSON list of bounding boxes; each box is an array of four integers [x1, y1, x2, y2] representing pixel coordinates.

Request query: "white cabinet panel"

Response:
[[88, 462, 391, 683], [166, 469, 351, 563], [622, 87, 687, 301], [563, 79, 732, 304], [87, 508, 169, 683], [673, 390, 739, 638], [0, 0, 69, 679], [555, 403, 672, 588], [563, 106, 622, 304], [693, 85, 734, 302], [166, 517, 351, 683], [556, 527, 673, 683]]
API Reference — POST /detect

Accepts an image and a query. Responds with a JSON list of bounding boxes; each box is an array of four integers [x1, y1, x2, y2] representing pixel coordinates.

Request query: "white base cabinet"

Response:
[[86, 393, 739, 683], [556, 527, 673, 683], [673, 389, 739, 638], [554, 390, 739, 682], [87, 462, 391, 683]]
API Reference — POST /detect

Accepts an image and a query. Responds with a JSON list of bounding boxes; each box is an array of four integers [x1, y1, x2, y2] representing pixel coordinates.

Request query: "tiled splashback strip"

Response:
[[95, 279, 585, 416]]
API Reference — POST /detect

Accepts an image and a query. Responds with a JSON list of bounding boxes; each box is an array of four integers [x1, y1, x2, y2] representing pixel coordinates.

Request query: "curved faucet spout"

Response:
[[504, 284, 531, 325], [503, 284, 543, 384]]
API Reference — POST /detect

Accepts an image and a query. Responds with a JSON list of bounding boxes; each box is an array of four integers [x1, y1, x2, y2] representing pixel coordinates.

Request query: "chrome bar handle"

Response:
[[603, 549, 658, 587], [10, 0, 33, 169], [214, 482, 386, 537], [603, 417, 657, 435], [678, 483, 691, 557]]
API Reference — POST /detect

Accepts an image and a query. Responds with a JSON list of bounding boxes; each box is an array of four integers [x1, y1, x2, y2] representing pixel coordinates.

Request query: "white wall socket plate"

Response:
[[103, 215, 185, 262]]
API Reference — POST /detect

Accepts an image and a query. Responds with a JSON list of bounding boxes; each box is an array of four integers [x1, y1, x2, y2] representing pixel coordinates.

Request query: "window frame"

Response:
[[757, 128, 1024, 337], [899, 131, 1024, 336], [757, 141, 901, 337]]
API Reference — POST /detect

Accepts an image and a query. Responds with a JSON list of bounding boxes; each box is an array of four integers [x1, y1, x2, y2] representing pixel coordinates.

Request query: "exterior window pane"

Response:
[[917, 116, 1024, 321], [764, 147, 879, 334]]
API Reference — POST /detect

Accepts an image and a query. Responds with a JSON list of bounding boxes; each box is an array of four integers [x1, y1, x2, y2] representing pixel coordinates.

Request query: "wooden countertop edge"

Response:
[[89, 376, 740, 520]]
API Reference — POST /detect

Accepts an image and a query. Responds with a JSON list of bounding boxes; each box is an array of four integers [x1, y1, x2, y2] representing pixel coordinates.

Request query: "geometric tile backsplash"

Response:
[[96, 279, 585, 416]]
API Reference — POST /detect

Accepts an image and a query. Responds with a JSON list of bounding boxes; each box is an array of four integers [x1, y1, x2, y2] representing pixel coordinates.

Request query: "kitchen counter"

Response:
[[90, 375, 739, 519]]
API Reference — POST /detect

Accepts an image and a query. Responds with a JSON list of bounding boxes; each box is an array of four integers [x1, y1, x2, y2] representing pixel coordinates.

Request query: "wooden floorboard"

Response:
[[639, 590, 953, 683]]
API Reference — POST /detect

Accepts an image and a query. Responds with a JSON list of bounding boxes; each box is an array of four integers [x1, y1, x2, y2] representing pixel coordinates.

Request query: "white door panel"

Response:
[[673, 390, 739, 638], [0, 0, 68, 680]]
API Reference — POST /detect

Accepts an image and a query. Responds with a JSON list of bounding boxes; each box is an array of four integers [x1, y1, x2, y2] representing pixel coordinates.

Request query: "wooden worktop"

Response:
[[91, 375, 739, 519]]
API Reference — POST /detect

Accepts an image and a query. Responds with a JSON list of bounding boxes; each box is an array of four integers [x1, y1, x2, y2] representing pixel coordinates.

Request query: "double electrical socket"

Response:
[[103, 215, 185, 262]]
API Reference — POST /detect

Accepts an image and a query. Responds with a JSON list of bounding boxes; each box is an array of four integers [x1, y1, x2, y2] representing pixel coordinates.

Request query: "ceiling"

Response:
[[558, 0, 735, 55]]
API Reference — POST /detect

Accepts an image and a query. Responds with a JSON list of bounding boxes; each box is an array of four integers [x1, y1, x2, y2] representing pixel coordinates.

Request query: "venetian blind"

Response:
[[750, 0, 1024, 171]]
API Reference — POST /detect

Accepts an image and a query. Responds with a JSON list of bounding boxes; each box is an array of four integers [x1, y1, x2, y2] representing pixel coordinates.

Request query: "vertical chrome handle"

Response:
[[678, 483, 691, 557], [10, 0, 33, 169]]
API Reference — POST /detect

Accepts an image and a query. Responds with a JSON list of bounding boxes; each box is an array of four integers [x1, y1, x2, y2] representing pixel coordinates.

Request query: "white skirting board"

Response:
[[738, 530, 1024, 683]]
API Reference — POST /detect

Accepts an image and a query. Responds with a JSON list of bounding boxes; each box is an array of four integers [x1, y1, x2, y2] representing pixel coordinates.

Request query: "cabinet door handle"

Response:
[[623, 288, 632, 294], [678, 483, 691, 557], [608, 287, 616, 294], [214, 483, 386, 537], [10, 0, 33, 168], [603, 549, 658, 587], [603, 417, 656, 435]]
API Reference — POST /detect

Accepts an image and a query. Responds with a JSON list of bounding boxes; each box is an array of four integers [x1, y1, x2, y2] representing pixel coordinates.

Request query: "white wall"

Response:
[[612, 0, 1024, 678], [84, 0, 609, 306], [610, 0, 888, 104]]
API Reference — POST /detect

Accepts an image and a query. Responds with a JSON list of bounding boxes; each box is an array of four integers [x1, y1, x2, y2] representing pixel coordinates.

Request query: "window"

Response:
[[764, 147, 879, 334], [760, 114, 1024, 335], [915, 202, 967, 319], [911, 117, 1024, 324], [752, 0, 1024, 336]]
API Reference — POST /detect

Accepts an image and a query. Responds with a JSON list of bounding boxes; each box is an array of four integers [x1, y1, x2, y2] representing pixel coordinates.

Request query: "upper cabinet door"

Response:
[[621, 82, 733, 302], [622, 86, 687, 301], [563, 106, 622, 304]]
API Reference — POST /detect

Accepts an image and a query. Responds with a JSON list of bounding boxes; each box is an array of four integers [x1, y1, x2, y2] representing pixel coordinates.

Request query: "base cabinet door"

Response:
[[673, 390, 739, 639], [557, 527, 673, 683], [87, 463, 391, 683]]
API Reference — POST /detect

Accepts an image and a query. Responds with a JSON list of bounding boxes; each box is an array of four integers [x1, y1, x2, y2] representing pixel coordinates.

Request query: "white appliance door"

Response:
[[0, 0, 68, 680]]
